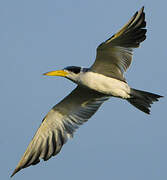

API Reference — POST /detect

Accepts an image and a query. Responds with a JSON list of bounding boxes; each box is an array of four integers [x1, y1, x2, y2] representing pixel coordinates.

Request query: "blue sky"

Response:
[[1, 0, 166, 180]]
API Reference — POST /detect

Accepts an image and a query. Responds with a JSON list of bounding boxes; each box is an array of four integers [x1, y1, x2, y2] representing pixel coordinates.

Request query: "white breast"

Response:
[[79, 72, 131, 99]]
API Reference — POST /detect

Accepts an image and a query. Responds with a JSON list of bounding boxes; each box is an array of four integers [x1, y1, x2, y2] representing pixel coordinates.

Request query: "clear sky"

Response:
[[1, 0, 166, 180]]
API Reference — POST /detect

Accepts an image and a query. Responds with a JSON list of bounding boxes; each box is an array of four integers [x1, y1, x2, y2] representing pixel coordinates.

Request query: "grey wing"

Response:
[[91, 7, 146, 82], [11, 86, 109, 177]]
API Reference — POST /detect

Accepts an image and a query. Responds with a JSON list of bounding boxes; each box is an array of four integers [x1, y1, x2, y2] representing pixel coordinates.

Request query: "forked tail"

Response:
[[127, 88, 163, 114]]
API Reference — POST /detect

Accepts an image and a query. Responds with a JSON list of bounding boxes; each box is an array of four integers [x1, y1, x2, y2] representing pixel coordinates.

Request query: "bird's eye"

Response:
[[65, 66, 81, 74]]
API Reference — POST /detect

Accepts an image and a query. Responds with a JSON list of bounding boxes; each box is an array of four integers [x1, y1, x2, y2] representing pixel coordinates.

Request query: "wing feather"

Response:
[[11, 86, 109, 177], [91, 7, 146, 81]]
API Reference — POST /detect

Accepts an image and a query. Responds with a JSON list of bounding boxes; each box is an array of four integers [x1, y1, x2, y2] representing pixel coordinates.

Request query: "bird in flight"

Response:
[[11, 7, 162, 177]]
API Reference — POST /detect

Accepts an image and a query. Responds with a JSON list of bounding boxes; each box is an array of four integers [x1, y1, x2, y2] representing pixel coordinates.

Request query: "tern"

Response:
[[11, 7, 162, 177]]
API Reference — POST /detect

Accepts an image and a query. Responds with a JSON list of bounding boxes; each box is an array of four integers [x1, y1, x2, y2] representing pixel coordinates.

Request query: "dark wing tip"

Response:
[[97, 6, 147, 50], [10, 158, 41, 178], [10, 123, 66, 177], [98, 6, 147, 50], [124, 6, 147, 47], [11, 167, 21, 178], [140, 6, 144, 12]]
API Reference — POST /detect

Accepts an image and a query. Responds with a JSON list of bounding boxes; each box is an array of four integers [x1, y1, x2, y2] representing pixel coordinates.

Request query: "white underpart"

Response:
[[78, 72, 131, 99]]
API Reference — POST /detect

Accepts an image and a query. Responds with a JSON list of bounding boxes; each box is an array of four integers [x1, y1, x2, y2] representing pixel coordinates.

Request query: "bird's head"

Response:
[[43, 66, 82, 82]]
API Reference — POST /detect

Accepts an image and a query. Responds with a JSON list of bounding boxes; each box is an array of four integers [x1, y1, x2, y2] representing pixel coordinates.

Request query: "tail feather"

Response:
[[127, 88, 163, 114]]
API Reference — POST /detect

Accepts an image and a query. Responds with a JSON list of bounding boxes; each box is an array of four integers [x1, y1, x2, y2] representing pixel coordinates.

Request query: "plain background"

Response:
[[1, 0, 166, 179]]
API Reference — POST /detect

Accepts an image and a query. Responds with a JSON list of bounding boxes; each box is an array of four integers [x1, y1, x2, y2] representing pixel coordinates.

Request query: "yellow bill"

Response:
[[43, 70, 69, 77]]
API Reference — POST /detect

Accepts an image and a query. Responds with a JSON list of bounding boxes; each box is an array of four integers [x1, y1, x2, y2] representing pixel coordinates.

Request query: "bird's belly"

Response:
[[80, 72, 131, 99]]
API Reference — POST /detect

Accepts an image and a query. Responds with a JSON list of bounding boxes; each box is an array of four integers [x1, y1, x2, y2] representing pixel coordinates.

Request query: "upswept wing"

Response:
[[91, 7, 146, 82], [11, 86, 109, 177]]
